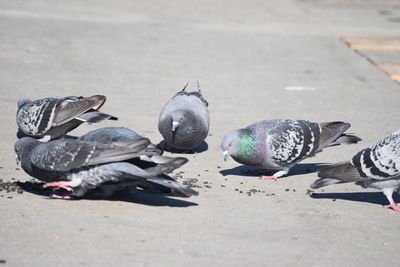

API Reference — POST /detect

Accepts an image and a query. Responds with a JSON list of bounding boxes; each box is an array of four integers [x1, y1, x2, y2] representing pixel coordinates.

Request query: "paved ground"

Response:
[[1, 0, 400, 266]]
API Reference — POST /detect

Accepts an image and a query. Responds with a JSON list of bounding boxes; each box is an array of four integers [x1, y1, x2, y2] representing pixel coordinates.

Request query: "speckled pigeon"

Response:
[[16, 95, 117, 140], [221, 119, 361, 180], [158, 82, 210, 151], [15, 135, 197, 199], [311, 130, 400, 212]]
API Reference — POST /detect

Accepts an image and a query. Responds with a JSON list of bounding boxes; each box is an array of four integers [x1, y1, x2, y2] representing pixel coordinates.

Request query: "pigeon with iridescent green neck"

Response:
[[311, 130, 400, 212], [221, 119, 361, 180], [158, 81, 210, 151]]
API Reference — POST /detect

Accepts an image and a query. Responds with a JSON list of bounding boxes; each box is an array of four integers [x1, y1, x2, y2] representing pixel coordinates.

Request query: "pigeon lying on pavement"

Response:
[[158, 81, 210, 151], [221, 119, 361, 180], [15, 134, 197, 199], [311, 130, 400, 212], [16, 95, 117, 141]]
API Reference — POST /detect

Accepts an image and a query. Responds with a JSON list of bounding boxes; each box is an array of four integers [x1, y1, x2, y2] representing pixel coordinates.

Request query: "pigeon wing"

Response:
[[265, 120, 320, 166], [30, 140, 149, 172], [52, 95, 106, 126]]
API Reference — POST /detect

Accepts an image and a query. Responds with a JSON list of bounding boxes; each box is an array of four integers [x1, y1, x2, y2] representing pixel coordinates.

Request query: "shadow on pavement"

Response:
[[219, 163, 330, 178], [17, 181, 198, 207], [157, 140, 208, 154], [310, 191, 400, 206]]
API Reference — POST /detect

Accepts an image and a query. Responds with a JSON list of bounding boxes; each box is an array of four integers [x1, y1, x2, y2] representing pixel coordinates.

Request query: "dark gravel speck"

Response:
[[0, 259, 6, 264], [306, 189, 314, 196], [285, 189, 290, 192]]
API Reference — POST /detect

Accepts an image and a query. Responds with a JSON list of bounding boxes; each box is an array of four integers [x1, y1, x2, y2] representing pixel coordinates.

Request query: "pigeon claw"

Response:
[[384, 201, 400, 212], [260, 175, 278, 181], [44, 181, 73, 191]]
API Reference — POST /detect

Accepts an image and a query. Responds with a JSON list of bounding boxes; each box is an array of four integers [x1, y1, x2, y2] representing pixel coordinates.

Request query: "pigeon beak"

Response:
[[15, 155, 20, 166], [223, 151, 230, 162], [171, 121, 180, 132]]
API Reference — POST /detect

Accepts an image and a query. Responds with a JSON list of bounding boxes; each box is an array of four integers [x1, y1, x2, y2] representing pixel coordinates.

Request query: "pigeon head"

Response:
[[14, 137, 41, 167], [17, 98, 32, 110], [170, 109, 197, 133], [220, 128, 258, 164]]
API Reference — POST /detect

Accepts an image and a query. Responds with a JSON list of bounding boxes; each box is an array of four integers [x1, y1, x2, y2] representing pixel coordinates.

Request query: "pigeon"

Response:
[[16, 95, 117, 141], [221, 119, 361, 180], [158, 81, 210, 151], [15, 135, 197, 199], [311, 130, 400, 212]]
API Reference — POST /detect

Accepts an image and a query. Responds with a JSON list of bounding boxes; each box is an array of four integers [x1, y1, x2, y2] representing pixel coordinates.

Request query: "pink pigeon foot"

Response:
[[260, 175, 278, 181], [384, 201, 400, 212], [44, 181, 73, 191], [50, 194, 72, 200]]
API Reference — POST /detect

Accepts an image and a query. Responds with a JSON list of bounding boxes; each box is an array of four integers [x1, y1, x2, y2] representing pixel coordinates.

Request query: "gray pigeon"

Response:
[[221, 119, 361, 180], [16, 95, 117, 140], [15, 134, 197, 199], [311, 130, 400, 212], [158, 82, 210, 151]]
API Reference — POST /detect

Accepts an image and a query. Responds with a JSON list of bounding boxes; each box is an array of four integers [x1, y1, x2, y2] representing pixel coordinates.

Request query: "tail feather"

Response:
[[146, 157, 188, 176], [319, 121, 361, 148], [76, 110, 118, 123], [148, 177, 198, 197], [328, 134, 362, 147], [310, 161, 365, 189], [310, 178, 344, 189]]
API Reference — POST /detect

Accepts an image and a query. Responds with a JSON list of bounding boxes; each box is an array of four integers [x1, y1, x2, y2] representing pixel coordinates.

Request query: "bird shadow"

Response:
[[157, 140, 208, 154], [310, 191, 400, 206], [16, 181, 198, 207], [219, 163, 330, 178]]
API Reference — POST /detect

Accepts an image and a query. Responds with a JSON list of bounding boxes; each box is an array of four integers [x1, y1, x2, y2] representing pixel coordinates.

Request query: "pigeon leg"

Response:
[[44, 181, 73, 191], [382, 188, 400, 212], [260, 175, 278, 181], [260, 170, 288, 181], [384, 201, 400, 212]]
